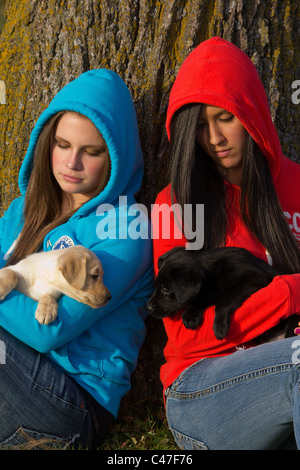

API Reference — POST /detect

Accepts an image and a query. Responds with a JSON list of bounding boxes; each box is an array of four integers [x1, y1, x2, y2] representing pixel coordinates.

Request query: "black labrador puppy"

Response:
[[147, 246, 297, 341]]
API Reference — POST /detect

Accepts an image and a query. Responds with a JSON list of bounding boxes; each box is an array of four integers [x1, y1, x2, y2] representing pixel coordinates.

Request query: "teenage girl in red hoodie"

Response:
[[152, 37, 300, 449]]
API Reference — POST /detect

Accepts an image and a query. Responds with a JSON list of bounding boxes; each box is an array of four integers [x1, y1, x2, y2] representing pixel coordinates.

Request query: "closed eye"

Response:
[[85, 146, 107, 156], [219, 114, 234, 123], [55, 141, 69, 149], [89, 273, 99, 280], [161, 285, 172, 295]]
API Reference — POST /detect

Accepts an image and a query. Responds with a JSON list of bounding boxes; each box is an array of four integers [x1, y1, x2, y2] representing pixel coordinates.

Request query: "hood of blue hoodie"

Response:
[[18, 69, 143, 214]]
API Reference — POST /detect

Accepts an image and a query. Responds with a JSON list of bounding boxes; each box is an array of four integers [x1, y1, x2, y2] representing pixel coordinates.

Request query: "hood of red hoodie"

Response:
[[166, 37, 283, 181]]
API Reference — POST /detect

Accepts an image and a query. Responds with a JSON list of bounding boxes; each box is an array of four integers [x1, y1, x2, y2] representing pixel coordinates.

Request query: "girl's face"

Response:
[[51, 112, 110, 210], [196, 105, 247, 185]]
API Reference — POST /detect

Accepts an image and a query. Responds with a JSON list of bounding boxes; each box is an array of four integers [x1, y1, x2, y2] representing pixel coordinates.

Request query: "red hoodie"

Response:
[[152, 37, 300, 394]]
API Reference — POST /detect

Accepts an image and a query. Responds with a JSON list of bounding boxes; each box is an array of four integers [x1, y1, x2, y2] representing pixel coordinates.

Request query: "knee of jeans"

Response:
[[0, 426, 80, 450], [170, 427, 210, 450]]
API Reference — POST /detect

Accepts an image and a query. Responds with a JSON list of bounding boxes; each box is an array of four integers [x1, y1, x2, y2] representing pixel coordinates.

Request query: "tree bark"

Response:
[[0, 0, 299, 400]]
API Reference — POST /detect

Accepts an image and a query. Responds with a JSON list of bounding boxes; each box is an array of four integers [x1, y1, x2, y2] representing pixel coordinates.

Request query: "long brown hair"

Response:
[[7, 111, 110, 265], [169, 103, 300, 274]]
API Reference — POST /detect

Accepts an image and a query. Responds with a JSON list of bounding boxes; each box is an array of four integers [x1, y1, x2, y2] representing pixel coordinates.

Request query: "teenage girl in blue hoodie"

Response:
[[0, 69, 153, 449]]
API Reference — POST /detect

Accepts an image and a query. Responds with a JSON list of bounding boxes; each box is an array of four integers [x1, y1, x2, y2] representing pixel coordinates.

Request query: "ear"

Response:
[[173, 267, 203, 304], [158, 247, 185, 270], [157, 256, 164, 270], [58, 251, 88, 290]]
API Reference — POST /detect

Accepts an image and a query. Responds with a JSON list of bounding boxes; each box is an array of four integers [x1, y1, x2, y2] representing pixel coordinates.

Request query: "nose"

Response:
[[66, 151, 83, 171], [208, 123, 225, 146]]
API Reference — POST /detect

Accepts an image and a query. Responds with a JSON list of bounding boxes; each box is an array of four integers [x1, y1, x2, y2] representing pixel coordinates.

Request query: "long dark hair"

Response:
[[169, 103, 300, 274]]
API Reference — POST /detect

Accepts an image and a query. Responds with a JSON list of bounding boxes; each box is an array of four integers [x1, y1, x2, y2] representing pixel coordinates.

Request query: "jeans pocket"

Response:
[[170, 427, 209, 450], [0, 426, 80, 450]]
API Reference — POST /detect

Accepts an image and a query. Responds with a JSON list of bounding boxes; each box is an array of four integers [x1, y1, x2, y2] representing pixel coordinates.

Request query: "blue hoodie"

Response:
[[0, 69, 153, 418]]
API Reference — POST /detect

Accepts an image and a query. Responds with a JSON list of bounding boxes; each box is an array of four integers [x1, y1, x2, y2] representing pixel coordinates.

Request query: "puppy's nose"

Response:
[[106, 291, 112, 302]]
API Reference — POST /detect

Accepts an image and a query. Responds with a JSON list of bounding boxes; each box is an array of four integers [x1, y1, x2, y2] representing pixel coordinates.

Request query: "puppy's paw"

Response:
[[0, 284, 14, 301], [0, 269, 18, 300], [181, 309, 203, 330], [213, 319, 230, 340], [35, 295, 58, 325], [182, 317, 199, 329]]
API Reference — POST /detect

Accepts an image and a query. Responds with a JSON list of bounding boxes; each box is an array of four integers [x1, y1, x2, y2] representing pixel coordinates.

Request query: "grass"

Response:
[[99, 396, 177, 450]]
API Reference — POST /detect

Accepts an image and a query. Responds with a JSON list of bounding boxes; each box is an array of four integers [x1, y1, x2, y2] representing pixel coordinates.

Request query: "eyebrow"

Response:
[[198, 110, 233, 121], [215, 110, 233, 118], [55, 136, 107, 151], [54, 136, 68, 143]]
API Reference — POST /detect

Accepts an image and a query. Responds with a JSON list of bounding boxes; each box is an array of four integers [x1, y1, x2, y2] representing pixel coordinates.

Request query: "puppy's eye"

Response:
[[161, 285, 172, 295], [90, 274, 99, 280]]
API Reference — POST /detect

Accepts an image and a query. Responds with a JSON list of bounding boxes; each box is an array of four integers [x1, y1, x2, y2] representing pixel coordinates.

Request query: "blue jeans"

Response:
[[0, 327, 113, 449], [165, 337, 300, 450]]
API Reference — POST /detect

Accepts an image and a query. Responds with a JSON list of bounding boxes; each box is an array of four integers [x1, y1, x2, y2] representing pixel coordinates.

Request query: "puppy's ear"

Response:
[[58, 251, 88, 290], [173, 267, 203, 304], [158, 247, 185, 270], [157, 256, 164, 270]]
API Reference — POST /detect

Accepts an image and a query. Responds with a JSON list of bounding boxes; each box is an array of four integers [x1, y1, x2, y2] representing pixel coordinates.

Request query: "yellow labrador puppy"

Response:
[[0, 245, 111, 324]]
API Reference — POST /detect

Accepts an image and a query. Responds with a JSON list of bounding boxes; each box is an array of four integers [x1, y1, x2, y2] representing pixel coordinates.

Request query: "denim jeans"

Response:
[[165, 336, 300, 450], [0, 327, 112, 450]]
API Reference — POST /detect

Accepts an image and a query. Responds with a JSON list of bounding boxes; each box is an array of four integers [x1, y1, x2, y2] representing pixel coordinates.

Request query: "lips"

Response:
[[215, 149, 232, 158], [62, 174, 83, 183]]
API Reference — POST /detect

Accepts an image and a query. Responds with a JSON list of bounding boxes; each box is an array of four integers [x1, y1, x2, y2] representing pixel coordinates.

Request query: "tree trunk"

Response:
[[0, 0, 299, 400]]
